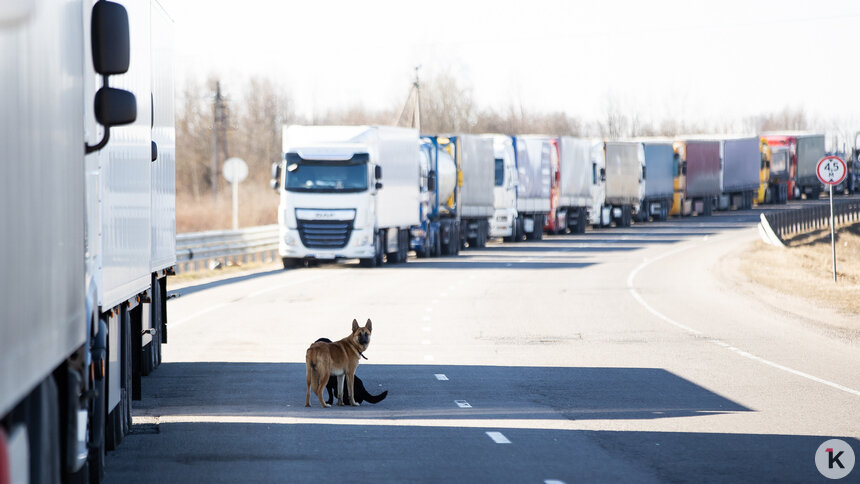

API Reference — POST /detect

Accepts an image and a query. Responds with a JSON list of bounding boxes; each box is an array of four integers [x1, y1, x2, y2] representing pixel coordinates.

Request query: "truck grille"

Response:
[[296, 219, 354, 249]]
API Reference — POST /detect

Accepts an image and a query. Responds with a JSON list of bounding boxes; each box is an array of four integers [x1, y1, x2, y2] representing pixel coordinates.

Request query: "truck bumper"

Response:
[[489, 209, 514, 238], [278, 227, 375, 260]]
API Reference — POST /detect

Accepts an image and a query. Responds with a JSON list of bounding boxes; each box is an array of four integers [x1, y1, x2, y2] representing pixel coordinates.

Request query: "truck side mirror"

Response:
[[642, 166, 646, 180], [91, 1, 130, 75], [599, 167, 606, 182], [375, 165, 382, 180], [85, 1, 137, 154], [375, 182, 383, 190], [270, 162, 281, 190], [681, 163, 687, 175], [94, 87, 137, 127], [427, 170, 436, 191]]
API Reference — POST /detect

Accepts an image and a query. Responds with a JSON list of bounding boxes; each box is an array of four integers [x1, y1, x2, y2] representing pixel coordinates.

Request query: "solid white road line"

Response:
[[627, 242, 860, 398], [485, 431, 510, 444], [544, 480, 566, 484], [435, 374, 448, 381], [455, 400, 472, 408]]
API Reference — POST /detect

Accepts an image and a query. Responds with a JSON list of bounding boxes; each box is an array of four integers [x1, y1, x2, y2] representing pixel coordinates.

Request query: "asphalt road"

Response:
[[105, 205, 860, 483]]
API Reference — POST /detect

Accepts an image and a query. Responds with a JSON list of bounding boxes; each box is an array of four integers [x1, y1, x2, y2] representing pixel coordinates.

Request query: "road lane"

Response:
[[105, 207, 860, 483]]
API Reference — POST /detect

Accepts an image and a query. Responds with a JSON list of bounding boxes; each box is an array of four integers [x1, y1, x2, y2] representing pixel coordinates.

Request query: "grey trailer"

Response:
[[795, 134, 826, 198], [640, 142, 675, 221], [718, 137, 759, 210], [453, 134, 495, 248]]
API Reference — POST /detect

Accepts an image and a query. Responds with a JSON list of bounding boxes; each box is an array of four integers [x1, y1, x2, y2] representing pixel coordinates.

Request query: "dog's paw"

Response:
[[350, 401, 361, 406], [321, 403, 330, 408]]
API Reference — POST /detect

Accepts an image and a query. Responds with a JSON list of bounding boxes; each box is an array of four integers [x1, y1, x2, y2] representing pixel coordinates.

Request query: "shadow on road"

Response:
[[168, 269, 284, 298], [134, 362, 750, 421]]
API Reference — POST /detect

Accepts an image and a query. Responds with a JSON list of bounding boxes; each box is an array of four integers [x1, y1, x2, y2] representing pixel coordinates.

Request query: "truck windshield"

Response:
[[283, 153, 368, 193], [494, 158, 504, 186]]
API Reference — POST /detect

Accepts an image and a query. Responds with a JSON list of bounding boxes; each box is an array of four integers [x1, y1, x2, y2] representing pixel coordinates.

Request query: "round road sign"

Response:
[[223, 157, 248, 183], [816, 156, 847, 186]]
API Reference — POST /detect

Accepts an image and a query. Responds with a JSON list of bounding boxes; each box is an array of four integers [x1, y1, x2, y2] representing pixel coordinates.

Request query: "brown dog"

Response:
[[305, 319, 372, 408]]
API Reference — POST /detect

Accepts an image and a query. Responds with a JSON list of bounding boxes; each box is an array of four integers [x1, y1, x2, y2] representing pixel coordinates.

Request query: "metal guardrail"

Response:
[[175, 224, 279, 272], [759, 199, 860, 246]]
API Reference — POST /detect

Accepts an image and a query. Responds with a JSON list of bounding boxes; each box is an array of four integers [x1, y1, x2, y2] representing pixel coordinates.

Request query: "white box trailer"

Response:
[[445, 134, 494, 248], [556, 137, 594, 233], [1, 0, 175, 480], [276, 125, 420, 267], [516, 136, 552, 239], [604, 141, 644, 226]]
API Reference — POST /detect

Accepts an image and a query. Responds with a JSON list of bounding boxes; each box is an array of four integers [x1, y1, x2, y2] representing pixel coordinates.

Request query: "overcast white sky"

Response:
[[163, 0, 860, 127]]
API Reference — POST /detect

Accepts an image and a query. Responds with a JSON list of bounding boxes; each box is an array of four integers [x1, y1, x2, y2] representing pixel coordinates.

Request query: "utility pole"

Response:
[[394, 65, 421, 130], [212, 81, 230, 204]]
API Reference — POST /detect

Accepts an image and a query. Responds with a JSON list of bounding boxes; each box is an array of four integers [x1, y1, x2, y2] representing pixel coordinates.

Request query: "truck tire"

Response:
[[25, 376, 61, 484], [702, 198, 713, 217]]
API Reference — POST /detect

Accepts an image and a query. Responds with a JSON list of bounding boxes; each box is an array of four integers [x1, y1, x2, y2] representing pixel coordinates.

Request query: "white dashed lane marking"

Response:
[[454, 400, 472, 408], [434, 374, 448, 381], [485, 431, 510, 444]]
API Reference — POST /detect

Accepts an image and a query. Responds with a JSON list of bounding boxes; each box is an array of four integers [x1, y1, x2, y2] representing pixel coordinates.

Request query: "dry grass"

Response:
[[739, 223, 860, 316], [177, 183, 278, 233]]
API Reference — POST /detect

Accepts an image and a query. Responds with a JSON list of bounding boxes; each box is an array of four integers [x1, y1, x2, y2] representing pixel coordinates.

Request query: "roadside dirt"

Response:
[[718, 222, 859, 343]]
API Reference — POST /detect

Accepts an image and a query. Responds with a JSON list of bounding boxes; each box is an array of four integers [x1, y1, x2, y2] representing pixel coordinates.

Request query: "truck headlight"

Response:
[[285, 234, 298, 246], [358, 234, 370, 246]]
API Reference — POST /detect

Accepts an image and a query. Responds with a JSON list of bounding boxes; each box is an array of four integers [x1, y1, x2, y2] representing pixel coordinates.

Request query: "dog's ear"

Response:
[[352, 319, 359, 332], [365, 319, 372, 332]]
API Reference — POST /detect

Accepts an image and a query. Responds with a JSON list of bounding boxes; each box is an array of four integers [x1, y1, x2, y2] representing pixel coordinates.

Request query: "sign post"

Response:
[[223, 157, 248, 230], [815, 156, 847, 282]]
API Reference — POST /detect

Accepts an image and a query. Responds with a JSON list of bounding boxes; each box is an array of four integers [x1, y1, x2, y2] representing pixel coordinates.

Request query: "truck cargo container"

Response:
[[603, 142, 644, 226], [765, 133, 825, 199], [439, 135, 495, 248], [638, 141, 675, 221], [273, 126, 420, 267], [717, 137, 759, 210], [484, 135, 520, 241], [1, 1, 175, 480], [544, 137, 594, 234], [411, 136, 460, 257], [517, 136, 553, 239], [671, 139, 721, 216]]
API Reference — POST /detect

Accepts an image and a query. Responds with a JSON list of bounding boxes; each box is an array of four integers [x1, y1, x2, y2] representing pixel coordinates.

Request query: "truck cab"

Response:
[[588, 140, 610, 227], [487, 135, 519, 241]]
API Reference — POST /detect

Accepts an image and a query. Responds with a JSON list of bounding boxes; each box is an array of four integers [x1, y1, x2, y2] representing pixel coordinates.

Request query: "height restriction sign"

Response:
[[816, 156, 847, 185]]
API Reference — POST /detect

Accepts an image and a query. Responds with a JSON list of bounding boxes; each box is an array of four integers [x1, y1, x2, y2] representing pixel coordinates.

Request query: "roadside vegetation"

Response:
[[740, 223, 860, 316]]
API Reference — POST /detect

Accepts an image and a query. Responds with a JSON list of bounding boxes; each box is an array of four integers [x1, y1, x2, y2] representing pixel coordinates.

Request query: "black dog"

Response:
[[315, 338, 388, 405]]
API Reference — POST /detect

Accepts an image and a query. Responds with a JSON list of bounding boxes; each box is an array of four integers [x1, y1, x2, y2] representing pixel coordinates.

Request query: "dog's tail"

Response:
[[363, 390, 388, 404]]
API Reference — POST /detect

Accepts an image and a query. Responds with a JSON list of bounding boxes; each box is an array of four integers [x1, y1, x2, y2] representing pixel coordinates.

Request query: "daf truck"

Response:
[[1, 1, 175, 481], [272, 126, 420, 267]]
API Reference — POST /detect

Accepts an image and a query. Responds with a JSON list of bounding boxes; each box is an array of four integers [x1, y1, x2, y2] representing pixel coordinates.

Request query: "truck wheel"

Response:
[[282, 257, 299, 269], [702, 199, 713, 217], [24, 376, 61, 484]]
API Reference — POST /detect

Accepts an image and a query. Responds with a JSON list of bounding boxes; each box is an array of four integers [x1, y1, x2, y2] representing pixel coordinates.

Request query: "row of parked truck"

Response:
[[270, 127, 855, 267]]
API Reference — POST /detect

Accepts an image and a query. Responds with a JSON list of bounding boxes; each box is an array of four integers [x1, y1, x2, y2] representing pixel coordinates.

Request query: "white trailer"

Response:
[[557, 137, 596, 233], [1, 1, 175, 481], [516, 136, 552, 240], [604, 142, 644, 227], [587, 140, 611, 227], [274, 126, 420, 267]]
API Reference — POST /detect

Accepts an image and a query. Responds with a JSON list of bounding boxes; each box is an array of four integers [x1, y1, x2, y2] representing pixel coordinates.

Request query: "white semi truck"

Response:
[[272, 126, 420, 267], [1, 1, 175, 482], [485, 135, 519, 241]]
